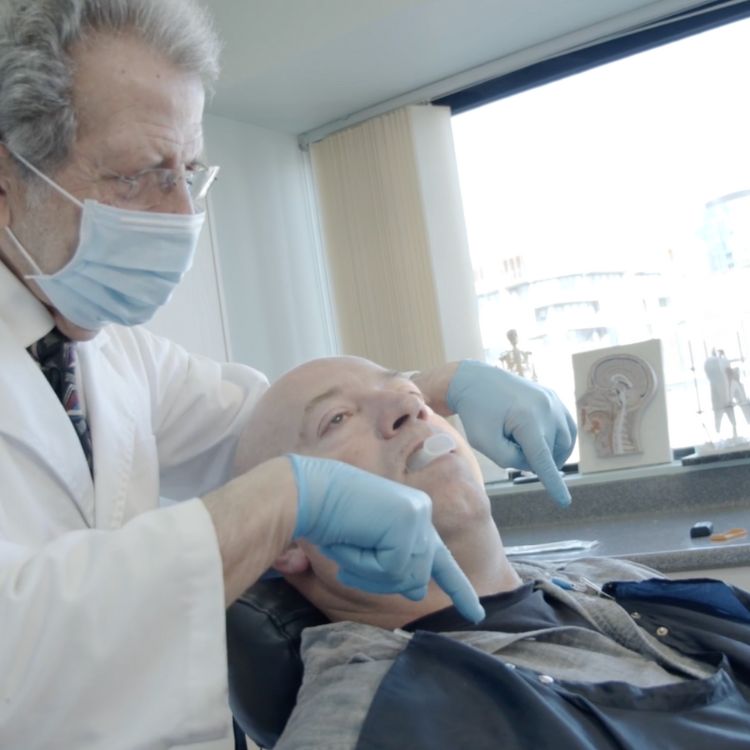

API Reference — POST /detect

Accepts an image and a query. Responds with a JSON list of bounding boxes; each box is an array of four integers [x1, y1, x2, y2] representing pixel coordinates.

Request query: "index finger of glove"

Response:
[[512, 422, 571, 507], [538, 386, 577, 466], [431, 542, 485, 624]]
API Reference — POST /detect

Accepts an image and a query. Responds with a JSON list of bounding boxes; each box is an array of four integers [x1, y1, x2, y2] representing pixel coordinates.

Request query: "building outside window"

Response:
[[451, 16, 750, 457]]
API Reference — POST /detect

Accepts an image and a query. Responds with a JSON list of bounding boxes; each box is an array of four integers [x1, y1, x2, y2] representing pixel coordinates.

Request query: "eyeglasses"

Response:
[[102, 164, 220, 207]]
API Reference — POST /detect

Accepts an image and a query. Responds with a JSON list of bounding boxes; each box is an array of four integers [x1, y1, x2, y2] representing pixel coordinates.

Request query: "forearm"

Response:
[[202, 456, 298, 606]]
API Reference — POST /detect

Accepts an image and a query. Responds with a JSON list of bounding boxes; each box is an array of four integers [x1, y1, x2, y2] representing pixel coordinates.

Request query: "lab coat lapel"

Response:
[[79, 329, 137, 530], [0, 317, 94, 519]]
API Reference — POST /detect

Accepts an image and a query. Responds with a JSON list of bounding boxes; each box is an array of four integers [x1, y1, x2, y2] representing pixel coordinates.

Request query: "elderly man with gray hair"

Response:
[[0, 2, 580, 747]]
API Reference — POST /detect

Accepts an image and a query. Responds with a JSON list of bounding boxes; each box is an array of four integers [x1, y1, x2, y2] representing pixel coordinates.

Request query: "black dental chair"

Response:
[[226, 579, 329, 749]]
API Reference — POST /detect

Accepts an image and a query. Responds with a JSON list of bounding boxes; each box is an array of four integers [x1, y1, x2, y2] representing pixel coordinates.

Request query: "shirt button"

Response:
[[656, 626, 669, 637], [539, 674, 555, 684], [504, 662, 516, 669], [630, 611, 641, 620]]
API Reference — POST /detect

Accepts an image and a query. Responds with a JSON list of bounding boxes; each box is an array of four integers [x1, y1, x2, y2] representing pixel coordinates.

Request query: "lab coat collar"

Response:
[[77, 331, 136, 529], [0, 258, 111, 352], [0, 310, 95, 522], [0, 260, 122, 526], [1, 260, 140, 528], [0, 308, 130, 528], [0, 259, 55, 347]]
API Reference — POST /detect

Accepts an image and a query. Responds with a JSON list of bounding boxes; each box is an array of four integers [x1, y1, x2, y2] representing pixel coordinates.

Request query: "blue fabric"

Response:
[[356, 577, 750, 749], [602, 577, 750, 624], [356, 631, 750, 750]]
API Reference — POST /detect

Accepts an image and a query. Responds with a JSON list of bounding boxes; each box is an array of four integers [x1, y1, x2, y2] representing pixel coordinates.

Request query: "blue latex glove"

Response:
[[447, 360, 576, 507], [288, 454, 485, 624]]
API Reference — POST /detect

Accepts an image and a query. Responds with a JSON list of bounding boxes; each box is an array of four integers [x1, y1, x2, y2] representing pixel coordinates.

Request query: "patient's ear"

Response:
[[273, 544, 311, 574]]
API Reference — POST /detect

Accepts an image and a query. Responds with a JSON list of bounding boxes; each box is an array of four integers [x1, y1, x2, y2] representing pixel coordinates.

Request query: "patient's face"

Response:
[[242, 356, 507, 616], [246, 356, 487, 536]]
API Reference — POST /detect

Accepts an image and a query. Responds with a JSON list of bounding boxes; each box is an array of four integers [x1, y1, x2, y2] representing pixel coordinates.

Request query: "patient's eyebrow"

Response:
[[302, 371, 410, 417], [303, 387, 342, 417]]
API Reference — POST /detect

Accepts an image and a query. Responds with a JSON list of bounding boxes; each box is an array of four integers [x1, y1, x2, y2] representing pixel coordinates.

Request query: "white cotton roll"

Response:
[[407, 432, 456, 471]]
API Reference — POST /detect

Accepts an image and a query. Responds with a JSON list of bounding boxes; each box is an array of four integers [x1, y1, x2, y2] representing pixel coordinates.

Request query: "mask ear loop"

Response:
[[4, 226, 43, 277], [1, 146, 85, 277], [6, 148, 84, 208]]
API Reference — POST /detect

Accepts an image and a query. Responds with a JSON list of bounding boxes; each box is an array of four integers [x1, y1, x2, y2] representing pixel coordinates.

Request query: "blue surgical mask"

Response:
[[4, 151, 205, 331]]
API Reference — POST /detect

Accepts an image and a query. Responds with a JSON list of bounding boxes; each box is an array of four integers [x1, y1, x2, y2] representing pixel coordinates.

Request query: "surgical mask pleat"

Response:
[[84, 200, 205, 231], [44, 273, 133, 328], [56, 268, 157, 319], [74, 261, 182, 301], [76, 206, 201, 274]]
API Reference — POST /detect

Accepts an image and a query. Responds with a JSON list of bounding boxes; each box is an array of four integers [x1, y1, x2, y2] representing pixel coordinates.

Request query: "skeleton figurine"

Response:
[[498, 329, 537, 381]]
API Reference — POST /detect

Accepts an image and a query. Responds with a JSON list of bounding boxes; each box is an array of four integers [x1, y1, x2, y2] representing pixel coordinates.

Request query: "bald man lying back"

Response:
[[236, 356, 750, 750]]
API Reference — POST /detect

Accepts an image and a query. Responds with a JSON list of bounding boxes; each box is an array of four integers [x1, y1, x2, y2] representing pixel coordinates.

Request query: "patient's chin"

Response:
[[414, 461, 487, 513], [406, 449, 483, 488], [428, 478, 493, 537]]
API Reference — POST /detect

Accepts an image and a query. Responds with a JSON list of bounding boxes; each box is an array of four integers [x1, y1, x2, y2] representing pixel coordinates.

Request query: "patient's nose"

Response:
[[376, 392, 428, 438]]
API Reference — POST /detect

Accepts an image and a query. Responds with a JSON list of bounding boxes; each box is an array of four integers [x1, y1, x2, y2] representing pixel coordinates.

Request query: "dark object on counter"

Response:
[[689, 521, 713, 538], [681, 448, 750, 466]]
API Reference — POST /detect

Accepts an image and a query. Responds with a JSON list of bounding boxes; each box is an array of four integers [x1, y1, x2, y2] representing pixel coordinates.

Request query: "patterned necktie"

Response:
[[28, 328, 94, 476]]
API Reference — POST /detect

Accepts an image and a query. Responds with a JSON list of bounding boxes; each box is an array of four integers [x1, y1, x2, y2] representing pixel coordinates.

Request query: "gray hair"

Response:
[[0, 0, 221, 174]]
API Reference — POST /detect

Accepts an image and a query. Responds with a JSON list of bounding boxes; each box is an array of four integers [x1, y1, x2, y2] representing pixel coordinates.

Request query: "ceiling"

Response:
[[203, 0, 701, 137]]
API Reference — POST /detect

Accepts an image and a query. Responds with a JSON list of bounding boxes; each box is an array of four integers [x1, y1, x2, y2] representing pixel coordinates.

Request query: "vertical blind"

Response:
[[310, 106, 447, 373]]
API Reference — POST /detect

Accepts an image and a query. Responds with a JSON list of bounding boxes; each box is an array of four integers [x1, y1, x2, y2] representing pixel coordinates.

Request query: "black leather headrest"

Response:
[[226, 578, 329, 749]]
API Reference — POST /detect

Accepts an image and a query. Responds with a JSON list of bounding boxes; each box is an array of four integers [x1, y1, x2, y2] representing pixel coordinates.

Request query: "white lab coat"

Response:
[[0, 262, 268, 749]]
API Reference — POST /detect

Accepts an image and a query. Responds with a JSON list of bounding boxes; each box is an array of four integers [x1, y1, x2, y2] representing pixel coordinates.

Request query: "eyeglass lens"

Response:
[[190, 165, 220, 200]]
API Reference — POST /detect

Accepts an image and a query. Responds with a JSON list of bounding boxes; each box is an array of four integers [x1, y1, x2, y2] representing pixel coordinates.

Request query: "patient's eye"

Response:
[[321, 411, 349, 435]]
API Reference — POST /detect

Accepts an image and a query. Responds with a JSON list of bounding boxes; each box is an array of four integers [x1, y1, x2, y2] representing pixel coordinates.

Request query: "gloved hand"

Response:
[[447, 360, 576, 507], [288, 454, 485, 624]]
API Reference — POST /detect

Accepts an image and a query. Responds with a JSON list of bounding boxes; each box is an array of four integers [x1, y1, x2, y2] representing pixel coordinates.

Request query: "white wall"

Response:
[[203, 113, 336, 380], [146, 204, 231, 361]]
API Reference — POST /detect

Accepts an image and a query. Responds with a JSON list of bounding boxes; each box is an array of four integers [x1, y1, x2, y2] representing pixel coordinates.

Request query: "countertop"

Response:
[[487, 457, 750, 574]]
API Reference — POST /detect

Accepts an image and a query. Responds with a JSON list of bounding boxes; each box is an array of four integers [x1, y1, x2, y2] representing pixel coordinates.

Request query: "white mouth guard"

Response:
[[407, 432, 456, 472]]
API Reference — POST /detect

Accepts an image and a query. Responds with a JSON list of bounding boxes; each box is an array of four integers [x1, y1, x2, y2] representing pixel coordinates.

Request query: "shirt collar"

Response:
[[0, 259, 55, 348]]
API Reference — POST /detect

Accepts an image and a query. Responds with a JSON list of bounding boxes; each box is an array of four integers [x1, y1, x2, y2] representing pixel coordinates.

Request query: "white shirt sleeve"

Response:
[[118, 326, 269, 499], [0, 500, 229, 750]]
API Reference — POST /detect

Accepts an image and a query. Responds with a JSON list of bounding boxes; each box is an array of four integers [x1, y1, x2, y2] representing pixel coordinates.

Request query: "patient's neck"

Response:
[[289, 521, 521, 630]]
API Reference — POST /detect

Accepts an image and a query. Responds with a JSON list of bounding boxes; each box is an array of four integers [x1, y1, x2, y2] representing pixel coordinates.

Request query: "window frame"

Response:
[[438, 0, 750, 479], [435, 1, 750, 116]]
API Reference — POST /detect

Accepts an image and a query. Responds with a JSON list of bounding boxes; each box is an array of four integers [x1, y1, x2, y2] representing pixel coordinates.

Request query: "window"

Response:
[[450, 14, 750, 455]]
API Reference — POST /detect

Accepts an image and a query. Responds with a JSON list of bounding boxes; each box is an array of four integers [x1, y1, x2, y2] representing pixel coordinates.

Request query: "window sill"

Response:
[[487, 456, 750, 575]]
